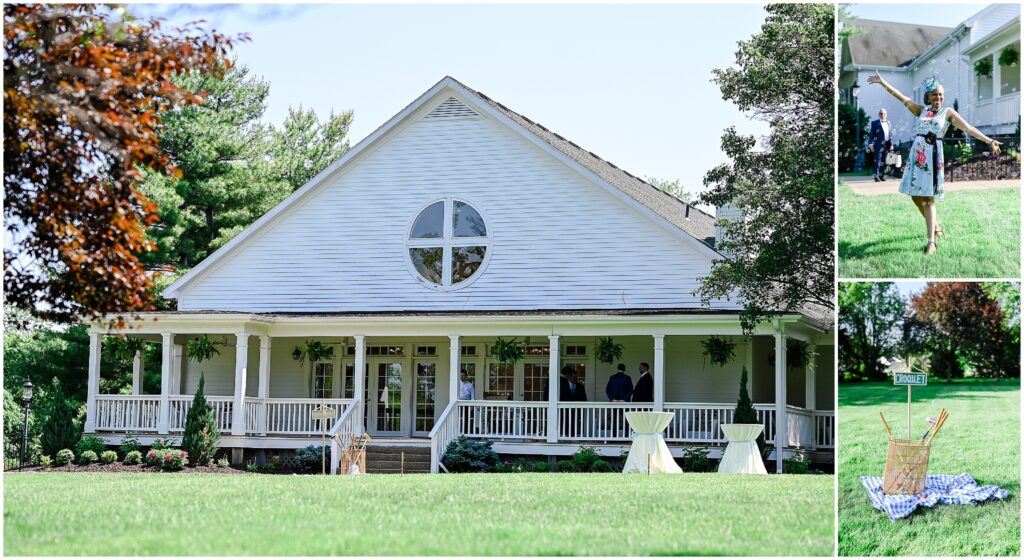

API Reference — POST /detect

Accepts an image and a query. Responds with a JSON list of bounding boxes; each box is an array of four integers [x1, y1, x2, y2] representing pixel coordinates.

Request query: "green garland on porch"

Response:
[[999, 45, 1019, 68], [186, 334, 221, 363], [595, 336, 624, 364], [491, 337, 524, 365], [700, 336, 736, 368]]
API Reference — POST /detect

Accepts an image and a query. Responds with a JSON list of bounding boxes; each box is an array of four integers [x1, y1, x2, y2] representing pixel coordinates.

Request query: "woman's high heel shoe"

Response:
[[934, 225, 944, 238]]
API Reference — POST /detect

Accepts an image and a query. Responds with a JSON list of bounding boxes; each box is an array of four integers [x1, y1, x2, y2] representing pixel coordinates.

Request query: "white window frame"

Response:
[[406, 198, 491, 291]]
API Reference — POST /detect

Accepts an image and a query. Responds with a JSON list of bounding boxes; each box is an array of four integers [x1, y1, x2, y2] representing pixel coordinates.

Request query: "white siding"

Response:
[[969, 5, 1020, 45], [176, 94, 734, 313], [910, 36, 971, 122], [852, 69, 918, 145]]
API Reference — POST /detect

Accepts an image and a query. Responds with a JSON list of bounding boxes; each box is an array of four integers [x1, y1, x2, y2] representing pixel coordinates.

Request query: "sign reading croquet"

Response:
[[894, 373, 927, 386]]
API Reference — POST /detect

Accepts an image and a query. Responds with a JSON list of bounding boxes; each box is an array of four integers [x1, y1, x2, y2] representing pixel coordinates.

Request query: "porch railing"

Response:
[[556, 402, 653, 441], [94, 395, 160, 432], [429, 401, 461, 474], [244, 398, 353, 436], [814, 410, 835, 449], [168, 395, 234, 433], [786, 405, 815, 449], [459, 401, 548, 440], [328, 399, 363, 474]]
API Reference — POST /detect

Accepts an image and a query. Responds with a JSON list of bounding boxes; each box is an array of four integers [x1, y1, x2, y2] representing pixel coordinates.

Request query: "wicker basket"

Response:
[[882, 438, 931, 494], [340, 448, 366, 475]]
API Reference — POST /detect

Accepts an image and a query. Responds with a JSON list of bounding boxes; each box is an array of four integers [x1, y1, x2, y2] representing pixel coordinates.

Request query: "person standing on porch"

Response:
[[560, 366, 587, 437], [459, 369, 476, 434], [605, 363, 633, 438], [632, 362, 654, 403]]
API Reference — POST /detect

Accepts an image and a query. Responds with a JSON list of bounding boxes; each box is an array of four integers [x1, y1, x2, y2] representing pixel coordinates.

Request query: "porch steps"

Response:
[[365, 445, 431, 474]]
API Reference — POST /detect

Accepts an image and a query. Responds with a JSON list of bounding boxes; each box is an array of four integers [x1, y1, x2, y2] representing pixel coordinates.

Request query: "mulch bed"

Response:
[[13, 463, 252, 474], [945, 153, 1021, 181]]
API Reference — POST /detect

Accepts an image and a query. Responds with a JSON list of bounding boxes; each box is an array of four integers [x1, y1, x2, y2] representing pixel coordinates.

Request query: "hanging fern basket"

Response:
[[595, 336, 624, 364], [701, 336, 736, 368], [491, 337, 524, 365], [998, 45, 1019, 68], [974, 57, 993, 77]]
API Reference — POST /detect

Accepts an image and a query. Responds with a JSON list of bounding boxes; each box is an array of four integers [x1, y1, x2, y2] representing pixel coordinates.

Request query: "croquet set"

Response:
[[335, 432, 370, 475]]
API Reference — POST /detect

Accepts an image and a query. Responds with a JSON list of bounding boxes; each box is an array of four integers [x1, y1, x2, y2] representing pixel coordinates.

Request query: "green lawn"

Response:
[[838, 182, 1020, 278], [4, 471, 834, 556], [838, 379, 1020, 556]]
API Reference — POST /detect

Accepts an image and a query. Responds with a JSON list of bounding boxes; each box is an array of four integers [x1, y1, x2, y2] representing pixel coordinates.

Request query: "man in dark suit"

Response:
[[605, 363, 633, 437], [632, 362, 654, 403], [559, 366, 587, 437], [869, 108, 892, 182]]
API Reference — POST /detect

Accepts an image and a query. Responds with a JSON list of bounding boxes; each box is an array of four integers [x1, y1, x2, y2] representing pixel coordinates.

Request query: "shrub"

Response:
[[145, 449, 164, 467], [181, 374, 220, 466], [161, 449, 188, 471], [123, 450, 143, 465], [294, 445, 328, 474], [119, 435, 141, 456], [246, 461, 260, 473], [532, 461, 549, 473], [78, 450, 98, 465], [40, 381, 80, 457], [55, 449, 74, 466], [441, 436, 498, 473], [39, 455, 52, 468], [76, 435, 106, 457], [150, 438, 176, 451], [260, 462, 277, 473], [217, 457, 230, 469], [784, 453, 811, 474], [556, 459, 576, 472], [733, 367, 766, 457], [680, 447, 715, 473], [571, 446, 601, 472], [100, 450, 117, 464], [591, 459, 613, 472]]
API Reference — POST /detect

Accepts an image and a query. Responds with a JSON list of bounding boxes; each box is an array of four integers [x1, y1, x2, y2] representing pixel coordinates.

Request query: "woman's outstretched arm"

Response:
[[866, 71, 923, 116], [947, 109, 1002, 155]]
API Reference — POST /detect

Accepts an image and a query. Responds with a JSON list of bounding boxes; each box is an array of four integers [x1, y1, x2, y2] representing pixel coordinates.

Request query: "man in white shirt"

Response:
[[869, 108, 892, 182], [458, 369, 476, 433]]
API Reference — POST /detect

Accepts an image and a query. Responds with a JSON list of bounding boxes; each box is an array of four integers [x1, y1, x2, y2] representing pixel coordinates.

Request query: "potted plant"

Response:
[[767, 339, 814, 370], [998, 45, 1019, 68], [295, 340, 335, 365], [719, 366, 767, 474], [491, 337, 524, 365], [701, 336, 736, 368], [594, 336, 623, 364], [974, 57, 993, 77], [186, 334, 222, 363]]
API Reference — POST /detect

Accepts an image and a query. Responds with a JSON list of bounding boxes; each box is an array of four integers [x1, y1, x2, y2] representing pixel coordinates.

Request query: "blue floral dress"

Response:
[[898, 107, 951, 199]]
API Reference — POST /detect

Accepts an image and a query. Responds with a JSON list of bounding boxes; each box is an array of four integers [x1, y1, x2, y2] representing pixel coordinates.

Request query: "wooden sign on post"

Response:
[[894, 373, 927, 438], [310, 405, 338, 474]]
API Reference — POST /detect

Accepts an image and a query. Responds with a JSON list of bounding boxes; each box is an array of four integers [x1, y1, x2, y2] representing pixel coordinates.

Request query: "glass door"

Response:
[[413, 360, 437, 436], [373, 361, 404, 435], [522, 362, 549, 401]]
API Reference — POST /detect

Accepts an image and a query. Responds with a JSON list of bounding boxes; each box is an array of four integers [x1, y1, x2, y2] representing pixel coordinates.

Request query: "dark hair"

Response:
[[459, 369, 468, 375], [617, 363, 626, 372], [561, 365, 574, 376], [640, 362, 650, 370]]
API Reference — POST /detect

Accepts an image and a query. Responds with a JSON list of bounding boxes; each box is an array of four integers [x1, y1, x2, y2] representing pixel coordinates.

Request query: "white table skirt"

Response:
[[622, 411, 682, 474], [718, 423, 767, 474]]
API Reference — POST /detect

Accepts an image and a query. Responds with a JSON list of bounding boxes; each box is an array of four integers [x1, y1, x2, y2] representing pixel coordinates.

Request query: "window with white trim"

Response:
[[408, 199, 489, 289]]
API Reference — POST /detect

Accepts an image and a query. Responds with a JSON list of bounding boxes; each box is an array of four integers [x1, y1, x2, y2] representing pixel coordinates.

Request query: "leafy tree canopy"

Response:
[[838, 283, 905, 381]]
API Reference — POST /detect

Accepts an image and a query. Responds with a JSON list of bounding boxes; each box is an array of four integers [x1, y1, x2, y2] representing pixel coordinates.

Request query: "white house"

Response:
[[840, 5, 1021, 143], [85, 77, 835, 474]]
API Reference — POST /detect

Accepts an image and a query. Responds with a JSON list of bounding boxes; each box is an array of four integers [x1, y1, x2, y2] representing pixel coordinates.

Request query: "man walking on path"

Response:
[[869, 108, 892, 182]]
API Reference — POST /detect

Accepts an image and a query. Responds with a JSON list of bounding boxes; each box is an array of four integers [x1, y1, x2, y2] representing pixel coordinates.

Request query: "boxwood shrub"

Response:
[[100, 450, 118, 464], [78, 450, 98, 465], [123, 450, 143, 465], [441, 436, 498, 473], [55, 449, 74, 466]]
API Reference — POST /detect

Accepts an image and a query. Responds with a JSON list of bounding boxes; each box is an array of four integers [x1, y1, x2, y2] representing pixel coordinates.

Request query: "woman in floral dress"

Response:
[[867, 73, 1002, 254]]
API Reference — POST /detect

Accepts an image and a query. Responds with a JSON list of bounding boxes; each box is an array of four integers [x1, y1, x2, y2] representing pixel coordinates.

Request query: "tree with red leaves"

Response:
[[3, 4, 243, 325], [911, 282, 1011, 380]]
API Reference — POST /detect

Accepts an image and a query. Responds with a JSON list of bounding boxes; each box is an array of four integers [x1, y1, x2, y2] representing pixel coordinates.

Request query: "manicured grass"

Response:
[[838, 379, 1020, 556], [838, 182, 1020, 278], [4, 471, 834, 556]]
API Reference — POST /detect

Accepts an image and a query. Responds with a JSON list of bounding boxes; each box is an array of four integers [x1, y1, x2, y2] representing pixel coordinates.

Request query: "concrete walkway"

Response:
[[842, 175, 1020, 196]]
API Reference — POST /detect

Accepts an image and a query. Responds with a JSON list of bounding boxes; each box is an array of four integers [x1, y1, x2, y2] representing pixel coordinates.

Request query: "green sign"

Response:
[[894, 373, 927, 386]]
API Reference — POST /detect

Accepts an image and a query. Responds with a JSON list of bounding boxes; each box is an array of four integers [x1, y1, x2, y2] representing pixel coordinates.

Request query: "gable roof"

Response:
[[163, 76, 721, 299], [845, 18, 953, 67]]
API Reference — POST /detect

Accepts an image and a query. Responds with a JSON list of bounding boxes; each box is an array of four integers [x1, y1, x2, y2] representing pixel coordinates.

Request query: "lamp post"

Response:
[[852, 81, 864, 173], [20, 380, 33, 470]]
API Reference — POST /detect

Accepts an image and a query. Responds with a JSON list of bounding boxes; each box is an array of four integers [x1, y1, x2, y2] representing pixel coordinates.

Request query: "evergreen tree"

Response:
[[181, 374, 220, 466], [40, 379, 80, 456], [732, 367, 765, 456]]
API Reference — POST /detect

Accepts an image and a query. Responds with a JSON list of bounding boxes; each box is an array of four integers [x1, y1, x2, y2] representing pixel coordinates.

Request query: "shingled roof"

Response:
[[449, 78, 718, 248], [845, 18, 953, 67]]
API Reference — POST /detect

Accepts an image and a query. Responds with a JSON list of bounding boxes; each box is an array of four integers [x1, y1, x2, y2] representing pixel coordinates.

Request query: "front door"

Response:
[[413, 359, 437, 436], [368, 360, 406, 436]]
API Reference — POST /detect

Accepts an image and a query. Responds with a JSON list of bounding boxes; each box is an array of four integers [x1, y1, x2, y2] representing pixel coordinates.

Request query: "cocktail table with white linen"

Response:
[[718, 423, 767, 474], [622, 411, 682, 474]]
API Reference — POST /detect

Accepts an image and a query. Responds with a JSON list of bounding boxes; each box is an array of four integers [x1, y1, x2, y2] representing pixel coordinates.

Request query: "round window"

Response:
[[407, 199, 489, 289]]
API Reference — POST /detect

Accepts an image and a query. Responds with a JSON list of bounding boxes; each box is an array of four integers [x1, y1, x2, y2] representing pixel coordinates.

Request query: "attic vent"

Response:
[[423, 97, 481, 120]]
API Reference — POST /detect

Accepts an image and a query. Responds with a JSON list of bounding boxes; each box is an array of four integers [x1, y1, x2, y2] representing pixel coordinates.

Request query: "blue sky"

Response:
[[132, 3, 775, 204]]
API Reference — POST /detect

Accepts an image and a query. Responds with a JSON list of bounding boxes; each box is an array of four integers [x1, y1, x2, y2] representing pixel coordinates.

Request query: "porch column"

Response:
[[547, 335, 560, 443], [84, 332, 102, 432], [653, 334, 665, 412], [448, 335, 461, 404], [231, 332, 249, 436], [172, 344, 184, 395], [258, 336, 271, 436], [774, 327, 788, 474], [805, 344, 817, 411], [158, 332, 172, 434], [353, 335, 366, 435], [131, 350, 142, 396]]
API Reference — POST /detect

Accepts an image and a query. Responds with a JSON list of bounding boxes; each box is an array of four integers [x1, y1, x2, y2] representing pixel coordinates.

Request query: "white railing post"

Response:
[[84, 332, 102, 433], [653, 334, 665, 412], [158, 332, 173, 434], [805, 343, 817, 414], [449, 335, 460, 405], [232, 332, 249, 436], [547, 335, 560, 443], [774, 325, 788, 473], [131, 350, 143, 396], [172, 344, 183, 394], [258, 335, 271, 435], [353, 335, 366, 435]]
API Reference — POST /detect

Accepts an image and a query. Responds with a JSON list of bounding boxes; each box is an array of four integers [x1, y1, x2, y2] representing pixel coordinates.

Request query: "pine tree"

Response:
[[732, 367, 765, 456], [40, 379, 80, 456], [181, 374, 220, 466]]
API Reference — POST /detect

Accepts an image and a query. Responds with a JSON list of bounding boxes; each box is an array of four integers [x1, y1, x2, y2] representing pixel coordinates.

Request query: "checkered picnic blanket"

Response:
[[861, 473, 1010, 521]]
